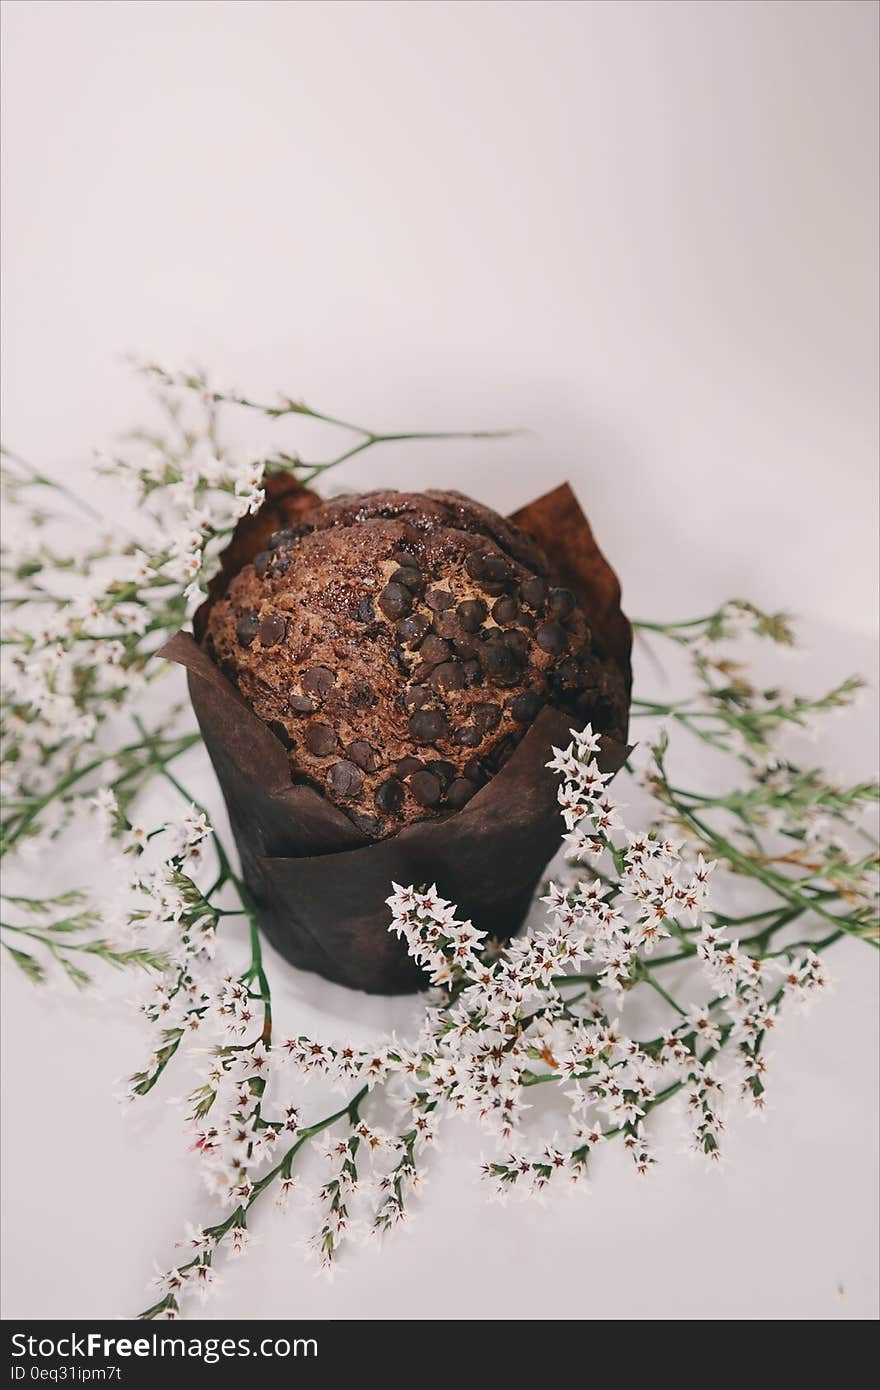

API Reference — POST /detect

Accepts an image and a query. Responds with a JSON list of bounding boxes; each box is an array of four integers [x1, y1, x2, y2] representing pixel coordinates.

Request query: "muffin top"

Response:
[[204, 489, 628, 839]]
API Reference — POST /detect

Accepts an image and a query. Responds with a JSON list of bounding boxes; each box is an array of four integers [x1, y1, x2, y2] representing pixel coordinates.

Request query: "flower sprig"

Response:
[[125, 641, 874, 1317], [0, 889, 167, 987], [633, 601, 867, 766], [140, 362, 514, 487], [131, 672, 871, 1316]]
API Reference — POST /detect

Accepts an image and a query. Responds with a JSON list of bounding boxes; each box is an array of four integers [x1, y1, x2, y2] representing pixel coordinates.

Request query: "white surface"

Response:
[[1, 0, 878, 632], [1, 620, 878, 1322], [1, 0, 878, 1324]]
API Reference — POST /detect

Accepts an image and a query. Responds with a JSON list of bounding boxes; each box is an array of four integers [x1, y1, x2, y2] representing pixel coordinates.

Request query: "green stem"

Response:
[[680, 803, 874, 943], [766, 928, 844, 958], [633, 615, 722, 635], [214, 385, 513, 446], [137, 1084, 368, 1319], [0, 731, 201, 856], [240, 880, 272, 1045], [132, 723, 273, 1042], [132, 717, 233, 884], [1, 445, 103, 521], [134, 726, 273, 1041], [638, 966, 687, 1016]]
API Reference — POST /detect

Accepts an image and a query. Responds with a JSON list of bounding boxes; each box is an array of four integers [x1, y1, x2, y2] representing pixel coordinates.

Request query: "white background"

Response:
[[2, 0, 878, 631], [1, 0, 878, 1322]]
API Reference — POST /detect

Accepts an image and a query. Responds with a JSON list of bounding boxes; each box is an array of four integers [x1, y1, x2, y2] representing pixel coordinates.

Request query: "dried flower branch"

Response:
[[130, 648, 874, 1317]]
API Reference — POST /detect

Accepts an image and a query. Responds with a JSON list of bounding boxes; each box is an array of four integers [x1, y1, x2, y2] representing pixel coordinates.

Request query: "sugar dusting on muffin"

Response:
[[204, 489, 627, 839]]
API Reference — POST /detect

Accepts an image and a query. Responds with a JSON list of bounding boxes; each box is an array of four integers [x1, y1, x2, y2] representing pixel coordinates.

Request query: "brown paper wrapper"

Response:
[[161, 479, 631, 993]]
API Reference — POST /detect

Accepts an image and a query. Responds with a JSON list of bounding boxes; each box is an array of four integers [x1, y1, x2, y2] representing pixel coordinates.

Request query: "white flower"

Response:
[[546, 745, 581, 778], [232, 487, 266, 518], [190, 1262, 217, 1302], [572, 726, 603, 758], [91, 787, 120, 838], [682, 1007, 722, 1051], [181, 806, 212, 846], [228, 1226, 251, 1257], [150, 1266, 187, 1296], [122, 824, 149, 855]]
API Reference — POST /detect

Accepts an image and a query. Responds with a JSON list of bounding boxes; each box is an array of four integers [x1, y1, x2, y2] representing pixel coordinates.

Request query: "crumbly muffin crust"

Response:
[[205, 489, 627, 838]]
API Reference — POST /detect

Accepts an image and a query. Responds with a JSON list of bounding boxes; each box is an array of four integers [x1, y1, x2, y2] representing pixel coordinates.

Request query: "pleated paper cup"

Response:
[[161, 478, 631, 994]]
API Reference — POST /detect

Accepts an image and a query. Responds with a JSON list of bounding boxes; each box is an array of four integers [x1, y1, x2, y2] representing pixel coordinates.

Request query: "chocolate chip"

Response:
[[396, 613, 430, 644], [473, 702, 502, 734], [270, 550, 291, 577], [536, 621, 568, 655], [447, 777, 476, 809], [463, 756, 489, 785], [465, 550, 486, 580], [355, 597, 375, 622], [404, 684, 429, 711], [348, 740, 378, 772], [556, 657, 584, 688], [327, 760, 363, 798], [478, 637, 519, 685], [390, 566, 424, 592], [396, 757, 424, 778], [520, 576, 547, 609], [503, 629, 530, 661], [409, 770, 442, 808], [426, 588, 455, 613], [452, 635, 478, 660], [305, 722, 338, 757], [302, 666, 335, 699], [408, 708, 451, 744], [235, 612, 259, 647], [375, 777, 405, 815], [510, 690, 542, 722], [548, 587, 576, 619], [457, 599, 487, 633], [346, 809, 380, 836], [419, 634, 451, 666], [268, 528, 296, 550], [480, 579, 510, 598], [462, 659, 482, 686], [492, 595, 520, 625], [253, 550, 272, 578], [482, 554, 511, 584], [288, 692, 317, 715], [453, 724, 481, 747], [267, 719, 292, 747], [392, 549, 419, 568], [430, 660, 466, 692], [378, 582, 412, 620], [433, 610, 461, 639], [258, 612, 287, 647], [427, 759, 456, 788]]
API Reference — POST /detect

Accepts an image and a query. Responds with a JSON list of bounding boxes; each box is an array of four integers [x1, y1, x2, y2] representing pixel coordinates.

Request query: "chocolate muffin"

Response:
[[204, 490, 628, 840]]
